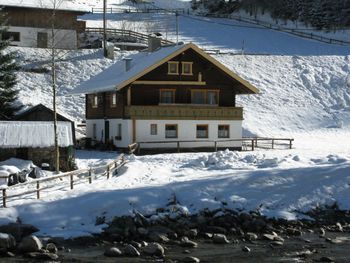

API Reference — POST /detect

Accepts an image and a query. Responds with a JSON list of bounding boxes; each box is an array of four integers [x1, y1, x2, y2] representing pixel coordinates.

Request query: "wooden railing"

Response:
[[136, 137, 294, 154], [91, 7, 186, 15], [125, 105, 243, 120], [85, 27, 173, 45], [0, 154, 126, 208]]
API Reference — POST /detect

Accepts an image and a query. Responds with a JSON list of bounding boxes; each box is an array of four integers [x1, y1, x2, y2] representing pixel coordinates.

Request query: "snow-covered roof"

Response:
[[70, 42, 258, 95], [0, 0, 90, 12], [0, 121, 73, 148]]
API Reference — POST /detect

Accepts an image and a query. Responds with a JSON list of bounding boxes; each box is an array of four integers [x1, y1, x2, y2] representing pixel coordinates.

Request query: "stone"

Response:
[[27, 252, 59, 260], [182, 256, 200, 263], [185, 229, 198, 238], [0, 233, 16, 250], [0, 223, 39, 241], [205, 226, 227, 234], [262, 233, 284, 242], [143, 242, 165, 257], [46, 243, 58, 254], [335, 222, 343, 232], [242, 246, 251, 252], [319, 227, 326, 237], [213, 234, 230, 244], [19, 235, 43, 253], [180, 237, 198, 248], [202, 233, 213, 239], [319, 256, 335, 262], [148, 232, 170, 243], [104, 247, 122, 257], [137, 227, 149, 236], [245, 232, 258, 241], [270, 241, 284, 247], [124, 244, 140, 257], [130, 241, 142, 248]]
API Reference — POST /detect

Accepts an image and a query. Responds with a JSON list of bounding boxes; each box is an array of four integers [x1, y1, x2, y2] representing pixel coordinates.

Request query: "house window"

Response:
[[218, 125, 229, 138], [2, 31, 20, 42], [196, 125, 208, 138], [191, 90, 219, 105], [111, 93, 117, 108], [92, 95, 98, 108], [93, 123, 97, 139], [182, 62, 193, 75], [160, 89, 175, 104], [168, 61, 179, 75], [115, 123, 122, 140], [150, 124, 157, 135], [191, 90, 206, 104], [165, 124, 178, 138]]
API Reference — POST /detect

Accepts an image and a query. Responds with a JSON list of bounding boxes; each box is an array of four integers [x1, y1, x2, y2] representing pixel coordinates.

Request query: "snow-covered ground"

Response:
[[1, 0, 350, 238]]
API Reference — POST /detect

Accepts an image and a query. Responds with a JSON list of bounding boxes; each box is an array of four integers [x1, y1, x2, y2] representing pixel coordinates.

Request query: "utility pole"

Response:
[[175, 11, 179, 43], [103, 0, 107, 57]]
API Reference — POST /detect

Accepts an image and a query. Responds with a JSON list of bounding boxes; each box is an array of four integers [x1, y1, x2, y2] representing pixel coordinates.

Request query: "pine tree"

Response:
[[0, 13, 21, 120]]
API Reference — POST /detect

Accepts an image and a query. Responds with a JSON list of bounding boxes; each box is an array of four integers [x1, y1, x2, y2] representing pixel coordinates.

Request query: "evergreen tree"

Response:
[[0, 12, 21, 120]]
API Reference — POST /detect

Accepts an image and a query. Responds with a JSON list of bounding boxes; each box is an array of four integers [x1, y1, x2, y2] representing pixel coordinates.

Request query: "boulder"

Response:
[[104, 247, 123, 257], [124, 244, 140, 257], [182, 256, 200, 263], [46, 243, 58, 254], [0, 233, 16, 250], [148, 232, 169, 243], [180, 237, 198, 248], [19, 235, 43, 253], [242, 246, 251, 252], [27, 252, 58, 260], [0, 223, 39, 241], [213, 234, 230, 244], [245, 232, 258, 241], [143, 242, 165, 257]]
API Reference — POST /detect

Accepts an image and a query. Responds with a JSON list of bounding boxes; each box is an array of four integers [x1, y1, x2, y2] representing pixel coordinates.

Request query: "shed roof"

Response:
[[0, 0, 89, 13], [0, 121, 73, 148], [70, 43, 259, 95]]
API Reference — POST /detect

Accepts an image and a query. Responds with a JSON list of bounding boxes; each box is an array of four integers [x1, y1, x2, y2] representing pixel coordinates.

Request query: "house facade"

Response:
[[0, 1, 87, 49], [72, 41, 258, 150]]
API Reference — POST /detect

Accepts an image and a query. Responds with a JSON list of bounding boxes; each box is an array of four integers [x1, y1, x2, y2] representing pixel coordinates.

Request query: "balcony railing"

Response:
[[124, 105, 243, 120]]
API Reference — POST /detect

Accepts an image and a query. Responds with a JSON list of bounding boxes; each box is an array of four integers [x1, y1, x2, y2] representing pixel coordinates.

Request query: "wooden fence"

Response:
[[84, 27, 174, 45], [91, 7, 186, 15], [0, 154, 126, 208], [136, 137, 294, 154]]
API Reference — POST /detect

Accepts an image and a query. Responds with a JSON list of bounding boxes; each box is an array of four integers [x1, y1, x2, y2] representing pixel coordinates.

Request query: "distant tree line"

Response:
[[191, 0, 350, 30]]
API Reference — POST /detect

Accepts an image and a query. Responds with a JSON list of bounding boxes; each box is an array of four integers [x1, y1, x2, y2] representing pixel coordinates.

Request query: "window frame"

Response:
[[218, 125, 230, 138], [92, 123, 97, 139], [165, 124, 178, 138], [167, 61, 179, 75], [92, 94, 98, 108], [191, 89, 219, 105], [160, 89, 176, 104], [111, 93, 117, 108], [2, 31, 20, 42], [207, 90, 220, 105], [150, 124, 157, 135], [196, 124, 209, 139], [181, 61, 193, 76]]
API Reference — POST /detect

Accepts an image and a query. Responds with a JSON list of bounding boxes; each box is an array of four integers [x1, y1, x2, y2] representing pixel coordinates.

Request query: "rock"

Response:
[[319, 227, 326, 237], [137, 227, 149, 236], [140, 241, 148, 247], [130, 241, 142, 248], [262, 233, 284, 242], [185, 229, 198, 238], [143, 242, 165, 257], [46, 243, 58, 254], [104, 247, 122, 257], [242, 246, 251, 252], [270, 241, 284, 247], [19, 235, 43, 253], [124, 244, 140, 257], [0, 233, 16, 250], [180, 237, 198, 248], [182, 256, 200, 263], [319, 256, 335, 262], [205, 226, 227, 234], [0, 223, 39, 241], [335, 222, 343, 232], [286, 228, 302, 236], [148, 232, 170, 243], [27, 252, 59, 260], [183, 249, 191, 254], [213, 234, 230, 244], [245, 232, 258, 241]]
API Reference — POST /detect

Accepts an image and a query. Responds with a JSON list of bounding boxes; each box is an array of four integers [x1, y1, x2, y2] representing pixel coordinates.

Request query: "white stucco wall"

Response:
[[136, 120, 243, 149], [87, 119, 243, 149], [6, 26, 77, 49]]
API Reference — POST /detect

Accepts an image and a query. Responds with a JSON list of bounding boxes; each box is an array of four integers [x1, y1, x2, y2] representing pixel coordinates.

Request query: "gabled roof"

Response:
[[70, 43, 259, 95], [0, 121, 73, 148], [0, 0, 89, 13], [14, 104, 73, 123]]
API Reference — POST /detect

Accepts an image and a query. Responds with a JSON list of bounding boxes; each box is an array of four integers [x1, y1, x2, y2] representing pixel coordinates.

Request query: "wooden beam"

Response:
[[127, 86, 131, 106], [132, 80, 206, 86], [132, 119, 136, 143]]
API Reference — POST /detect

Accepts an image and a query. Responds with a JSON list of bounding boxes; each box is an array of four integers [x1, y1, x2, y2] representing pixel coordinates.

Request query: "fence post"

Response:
[[107, 166, 110, 179], [36, 181, 40, 199], [289, 139, 293, 149], [272, 139, 275, 149], [177, 141, 180, 153], [2, 189, 6, 208], [255, 139, 258, 147], [251, 139, 255, 151], [89, 168, 92, 184], [70, 174, 74, 189], [138, 143, 141, 155], [214, 141, 217, 152]]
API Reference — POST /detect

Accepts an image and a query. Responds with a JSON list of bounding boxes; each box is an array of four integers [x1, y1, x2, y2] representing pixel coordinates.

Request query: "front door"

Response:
[[37, 32, 48, 48], [104, 120, 110, 144]]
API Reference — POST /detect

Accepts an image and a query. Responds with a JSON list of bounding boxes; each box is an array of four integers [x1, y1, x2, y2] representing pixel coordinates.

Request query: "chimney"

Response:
[[123, 58, 133, 71], [148, 35, 161, 52]]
